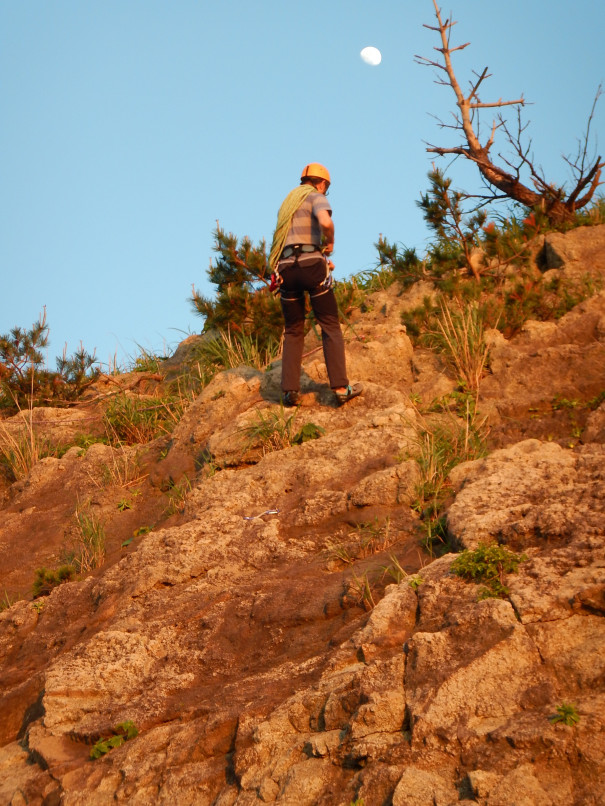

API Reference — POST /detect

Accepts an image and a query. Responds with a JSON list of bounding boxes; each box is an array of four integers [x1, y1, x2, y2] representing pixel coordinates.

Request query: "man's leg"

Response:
[[280, 292, 306, 393], [309, 286, 349, 390]]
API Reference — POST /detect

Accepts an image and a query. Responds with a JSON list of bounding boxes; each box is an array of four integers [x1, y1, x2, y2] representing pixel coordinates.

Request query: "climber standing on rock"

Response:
[[269, 163, 363, 407]]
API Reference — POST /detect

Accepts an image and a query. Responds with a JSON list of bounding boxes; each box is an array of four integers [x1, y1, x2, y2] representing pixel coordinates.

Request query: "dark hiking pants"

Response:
[[278, 252, 349, 392]]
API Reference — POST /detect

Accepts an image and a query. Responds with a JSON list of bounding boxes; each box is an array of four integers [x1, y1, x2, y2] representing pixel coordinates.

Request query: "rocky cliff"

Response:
[[1, 225, 604, 805]]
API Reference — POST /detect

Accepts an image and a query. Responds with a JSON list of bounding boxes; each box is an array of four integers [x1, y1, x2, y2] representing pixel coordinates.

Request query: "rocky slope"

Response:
[[1, 225, 604, 805]]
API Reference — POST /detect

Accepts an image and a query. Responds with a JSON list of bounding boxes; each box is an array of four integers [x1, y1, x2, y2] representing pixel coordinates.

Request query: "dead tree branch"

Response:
[[415, 0, 603, 224]]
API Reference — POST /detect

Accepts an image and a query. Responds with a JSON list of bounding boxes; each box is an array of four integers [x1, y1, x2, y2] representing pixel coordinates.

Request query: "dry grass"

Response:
[[0, 409, 55, 481], [198, 329, 280, 372], [429, 300, 492, 393]]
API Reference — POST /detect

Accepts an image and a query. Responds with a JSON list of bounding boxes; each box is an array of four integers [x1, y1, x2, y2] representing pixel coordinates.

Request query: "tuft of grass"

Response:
[[99, 436, 145, 489], [103, 392, 184, 446], [240, 406, 299, 456], [164, 475, 192, 516], [413, 419, 476, 503], [196, 328, 280, 372], [347, 571, 376, 611], [425, 300, 492, 394], [451, 542, 527, 599], [239, 406, 325, 457], [328, 519, 394, 567], [410, 406, 488, 556], [350, 517, 394, 558], [380, 553, 408, 584], [129, 345, 167, 373], [0, 589, 21, 611], [65, 505, 106, 573]]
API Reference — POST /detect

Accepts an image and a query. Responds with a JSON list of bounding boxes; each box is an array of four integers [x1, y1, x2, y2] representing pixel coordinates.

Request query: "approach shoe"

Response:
[[334, 382, 363, 406], [283, 390, 301, 407]]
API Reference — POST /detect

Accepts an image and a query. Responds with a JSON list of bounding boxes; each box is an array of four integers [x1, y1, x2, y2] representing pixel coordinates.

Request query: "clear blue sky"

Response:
[[2, 0, 604, 368]]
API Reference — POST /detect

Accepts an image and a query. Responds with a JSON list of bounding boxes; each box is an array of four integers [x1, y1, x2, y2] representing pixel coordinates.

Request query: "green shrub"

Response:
[[451, 543, 527, 599], [32, 566, 76, 598], [90, 721, 138, 759]]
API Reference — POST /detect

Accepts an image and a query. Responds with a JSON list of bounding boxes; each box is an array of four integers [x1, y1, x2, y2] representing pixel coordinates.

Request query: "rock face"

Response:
[[0, 225, 604, 805]]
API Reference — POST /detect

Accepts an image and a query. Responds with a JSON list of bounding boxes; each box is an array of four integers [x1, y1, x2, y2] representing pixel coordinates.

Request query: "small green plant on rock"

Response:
[[549, 703, 580, 727], [451, 542, 527, 599], [90, 721, 139, 759], [291, 422, 325, 445]]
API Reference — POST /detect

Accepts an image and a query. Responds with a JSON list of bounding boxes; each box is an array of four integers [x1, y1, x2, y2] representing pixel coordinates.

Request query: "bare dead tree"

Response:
[[415, 0, 603, 224]]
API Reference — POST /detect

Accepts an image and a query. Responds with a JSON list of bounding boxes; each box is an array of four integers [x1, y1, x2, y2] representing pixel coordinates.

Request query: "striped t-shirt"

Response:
[[284, 191, 332, 247]]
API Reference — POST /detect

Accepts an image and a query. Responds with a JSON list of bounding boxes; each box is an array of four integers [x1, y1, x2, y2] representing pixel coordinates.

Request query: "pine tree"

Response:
[[0, 309, 50, 405], [0, 309, 99, 409], [417, 168, 486, 279], [191, 224, 283, 351]]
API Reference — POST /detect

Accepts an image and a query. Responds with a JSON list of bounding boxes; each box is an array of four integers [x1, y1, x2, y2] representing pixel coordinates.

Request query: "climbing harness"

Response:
[[275, 247, 333, 301]]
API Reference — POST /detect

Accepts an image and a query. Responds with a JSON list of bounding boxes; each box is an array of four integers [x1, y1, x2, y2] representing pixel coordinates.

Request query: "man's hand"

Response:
[[317, 209, 334, 255]]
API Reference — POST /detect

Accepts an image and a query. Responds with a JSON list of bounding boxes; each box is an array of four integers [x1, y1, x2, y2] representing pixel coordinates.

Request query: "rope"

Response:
[[268, 185, 317, 271]]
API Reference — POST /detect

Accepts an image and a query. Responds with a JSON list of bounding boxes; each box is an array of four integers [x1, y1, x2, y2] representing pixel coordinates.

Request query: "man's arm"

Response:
[[317, 209, 334, 255]]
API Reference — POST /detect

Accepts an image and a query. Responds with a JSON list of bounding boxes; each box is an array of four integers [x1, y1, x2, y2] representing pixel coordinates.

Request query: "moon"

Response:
[[360, 46, 382, 66]]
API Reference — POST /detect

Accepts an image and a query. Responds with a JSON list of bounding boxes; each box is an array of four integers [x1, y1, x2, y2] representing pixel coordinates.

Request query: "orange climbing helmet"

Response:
[[301, 163, 331, 183]]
